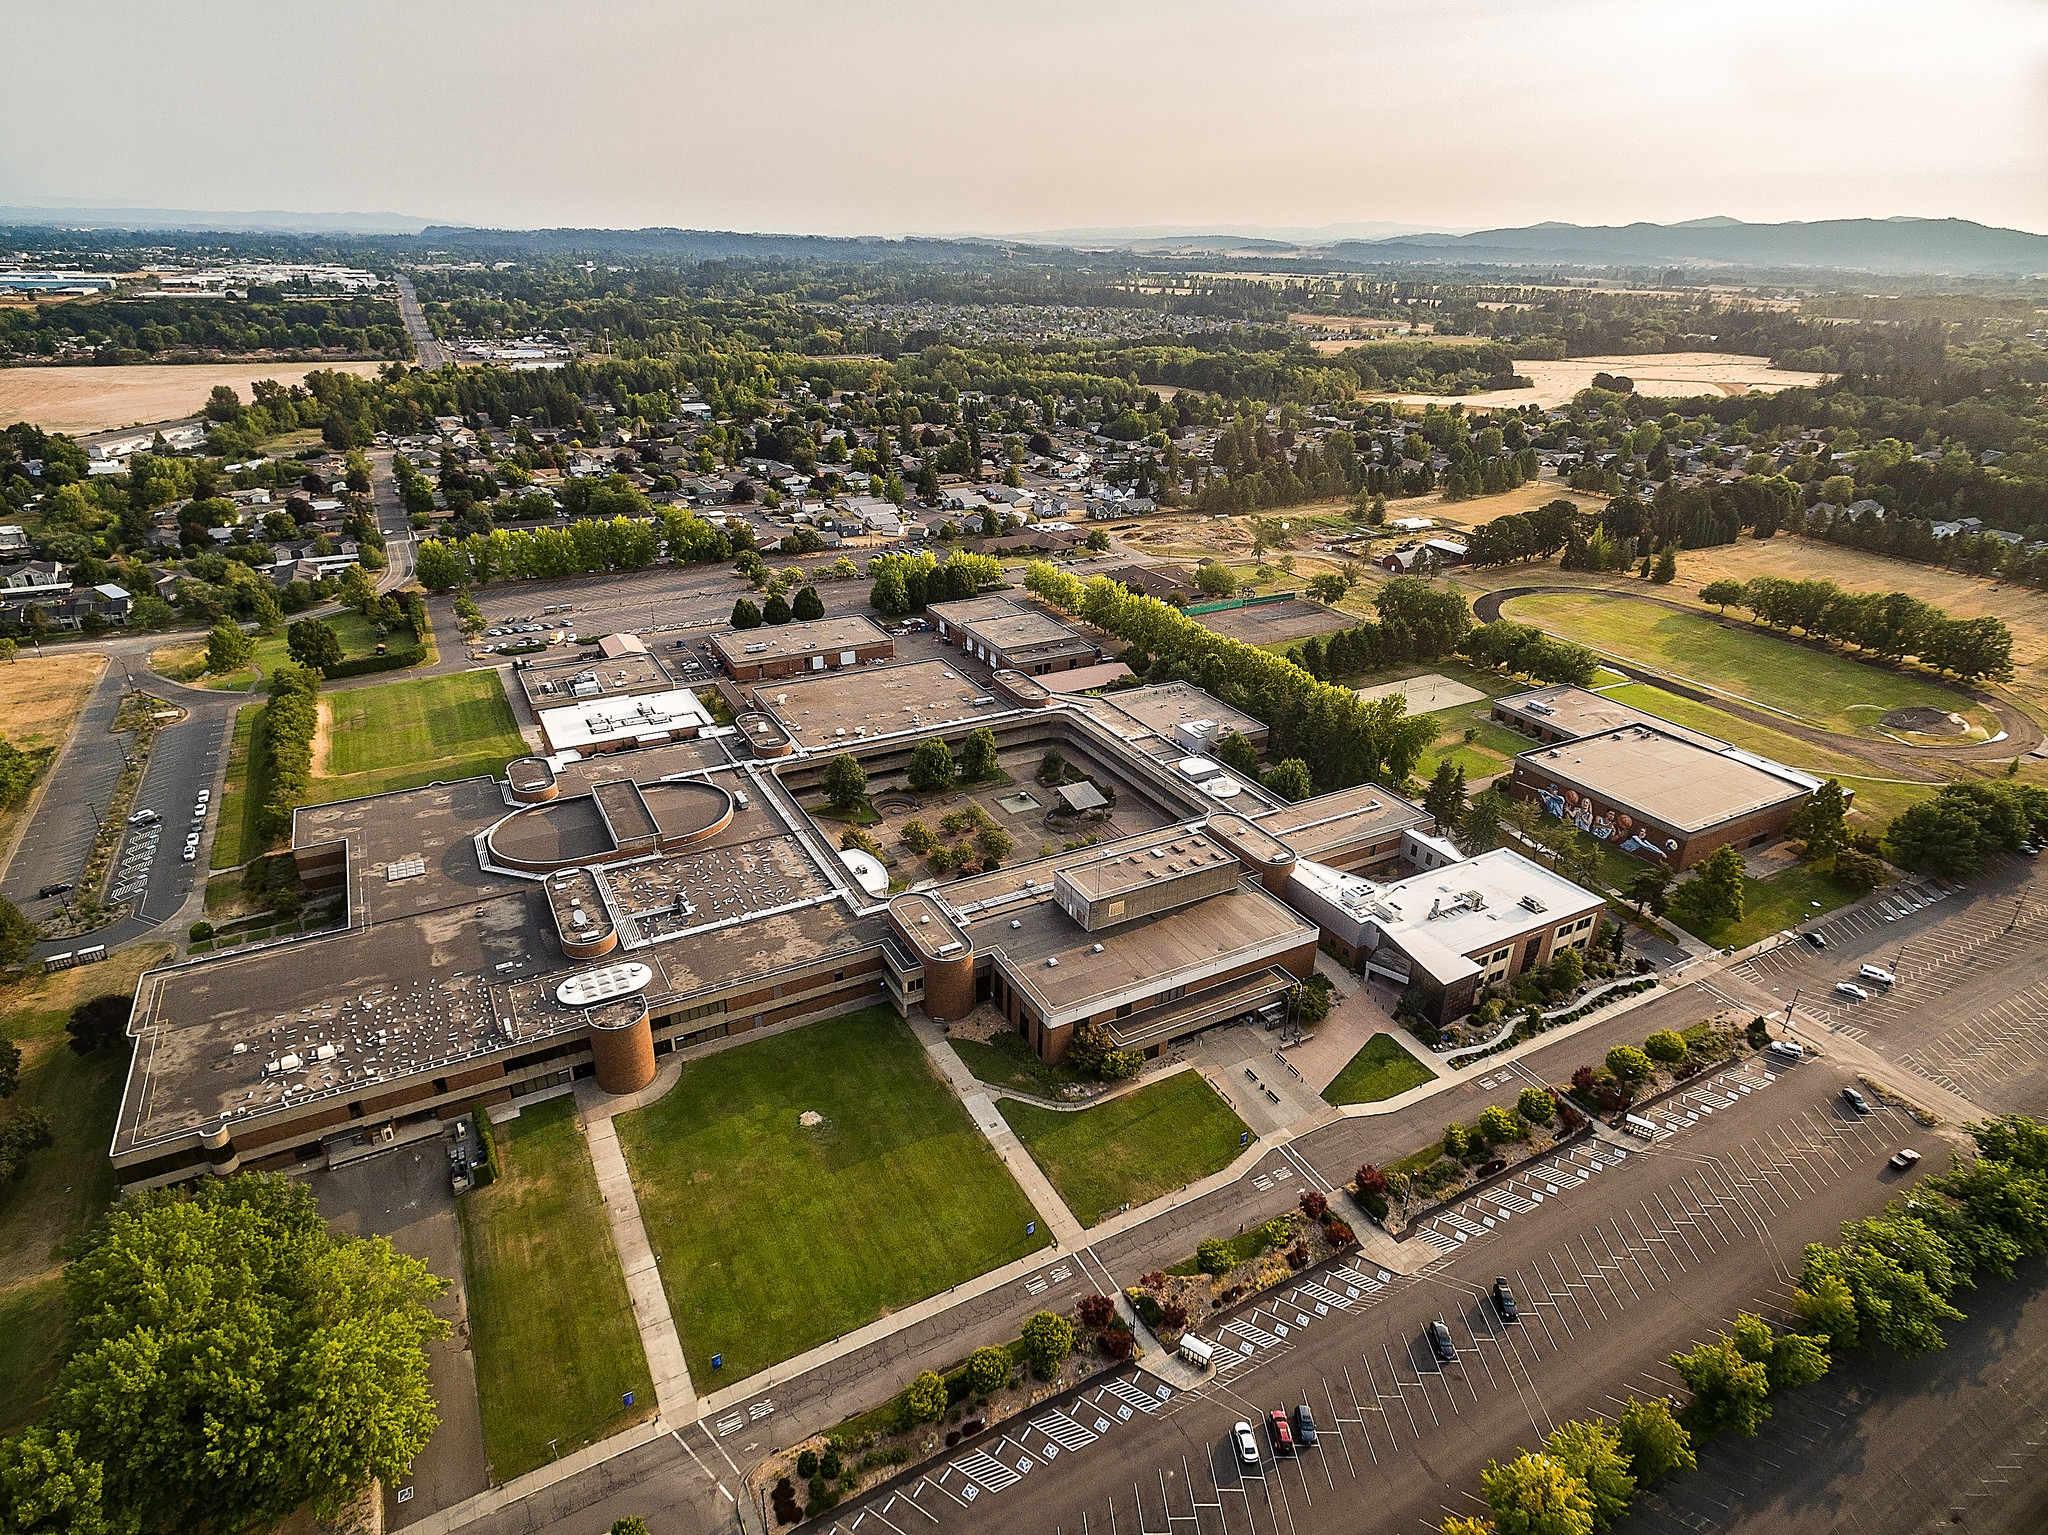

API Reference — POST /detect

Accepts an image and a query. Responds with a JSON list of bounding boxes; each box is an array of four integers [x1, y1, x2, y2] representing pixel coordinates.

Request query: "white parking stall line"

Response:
[[1223, 1317, 1284, 1352], [948, 1449, 1020, 1495], [1297, 1280, 1352, 1311], [1031, 1410, 1099, 1454]]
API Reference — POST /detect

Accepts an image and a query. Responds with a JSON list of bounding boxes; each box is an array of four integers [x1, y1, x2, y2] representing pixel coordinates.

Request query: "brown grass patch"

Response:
[[1370, 351, 1832, 410], [0, 361, 386, 434]]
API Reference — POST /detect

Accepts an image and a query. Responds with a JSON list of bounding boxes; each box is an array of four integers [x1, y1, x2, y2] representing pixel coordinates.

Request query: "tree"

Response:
[[1884, 782, 2035, 878], [792, 585, 824, 621], [1787, 780, 1850, 861], [336, 564, 377, 615], [1616, 1396, 1695, 1484], [1543, 1419, 1634, 1531], [1675, 847, 1745, 928], [975, 824, 1015, 868], [1213, 730, 1261, 777], [1424, 761, 1469, 829], [1699, 580, 1748, 613], [0, 1037, 16, 1099], [0, 1425, 126, 1535], [1517, 1086, 1556, 1125], [1479, 1450, 1595, 1535], [763, 593, 793, 625], [49, 1174, 447, 1531], [1440, 1519, 1495, 1535], [1644, 1030, 1686, 1065], [610, 1521, 651, 1535], [285, 617, 343, 674], [0, 639, 14, 664], [730, 597, 762, 629], [1669, 1335, 1772, 1437], [907, 739, 955, 793], [0, 897, 36, 969], [966, 1345, 1011, 1396], [65, 995, 131, 1057], [959, 727, 1000, 782], [1627, 866, 1672, 917], [1020, 1311, 1076, 1378], [414, 540, 465, 591], [1262, 758, 1313, 802], [904, 1370, 947, 1423], [1791, 1269, 1860, 1349], [1650, 548, 1677, 584], [1193, 562, 1238, 598], [822, 755, 867, 812], [1308, 572, 1350, 605], [204, 620, 252, 676], [1085, 528, 1111, 552]]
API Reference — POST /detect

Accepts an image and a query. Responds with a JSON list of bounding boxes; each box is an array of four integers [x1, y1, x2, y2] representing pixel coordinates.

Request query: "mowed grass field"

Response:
[[997, 1071, 1248, 1227], [1322, 1033, 1436, 1106], [0, 652, 104, 863], [1662, 536, 2048, 713], [1673, 862, 1868, 950], [313, 670, 525, 800], [0, 943, 174, 1430], [458, 1099, 653, 1479], [617, 1008, 1048, 1382], [155, 611, 404, 692], [208, 704, 266, 868], [1501, 591, 1992, 737]]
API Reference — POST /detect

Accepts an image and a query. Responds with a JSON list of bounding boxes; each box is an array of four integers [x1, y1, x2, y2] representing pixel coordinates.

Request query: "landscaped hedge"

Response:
[[256, 664, 319, 841], [322, 643, 426, 681]]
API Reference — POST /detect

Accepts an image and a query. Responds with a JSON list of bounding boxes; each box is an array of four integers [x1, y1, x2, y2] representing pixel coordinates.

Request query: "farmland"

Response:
[[1371, 351, 1832, 409], [0, 361, 387, 434]]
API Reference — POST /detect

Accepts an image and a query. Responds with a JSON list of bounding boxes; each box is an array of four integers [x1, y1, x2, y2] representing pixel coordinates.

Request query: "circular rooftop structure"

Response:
[[486, 778, 734, 871], [557, 962, 654, 1008]]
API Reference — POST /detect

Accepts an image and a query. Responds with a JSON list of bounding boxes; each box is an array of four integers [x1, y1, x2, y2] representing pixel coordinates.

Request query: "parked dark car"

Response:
[[1842, 1087, 1873, 1117], [1428, 1319, 1458, 1364], [1491, 1278, 1518, 1322], [1803, 930, 1829, 949], [36, 882, 71, 899], [1292, 1404, 1318, 1447]]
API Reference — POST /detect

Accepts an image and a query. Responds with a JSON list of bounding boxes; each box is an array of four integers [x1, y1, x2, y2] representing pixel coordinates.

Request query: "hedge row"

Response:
[[256, 665, 319, 842]]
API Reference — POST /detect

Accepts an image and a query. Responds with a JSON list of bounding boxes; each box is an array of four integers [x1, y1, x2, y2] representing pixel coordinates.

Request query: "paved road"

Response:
[[813, 1058, 1933, 1535], [396, 276, 449, 370]]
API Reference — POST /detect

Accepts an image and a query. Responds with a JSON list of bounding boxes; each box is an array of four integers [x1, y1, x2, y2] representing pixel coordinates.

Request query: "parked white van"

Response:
[[1858, 964, 1896, 987]]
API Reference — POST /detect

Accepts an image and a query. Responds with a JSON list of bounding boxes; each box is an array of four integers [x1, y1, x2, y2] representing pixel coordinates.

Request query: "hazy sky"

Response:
[[7, 0, 2045, 235]]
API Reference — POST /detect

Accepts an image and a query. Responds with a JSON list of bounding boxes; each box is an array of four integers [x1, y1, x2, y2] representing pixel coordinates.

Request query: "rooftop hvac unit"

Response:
[[1045, 956, 1060, 967], [1010, 919, 1022, 929], [1090, 943, 1104, 954]]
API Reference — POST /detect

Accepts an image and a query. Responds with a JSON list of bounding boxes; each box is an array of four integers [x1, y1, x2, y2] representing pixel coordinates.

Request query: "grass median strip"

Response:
[[1322, 1032, 1436, 1106], [617, 1007, 1048, 1383], [998, 1071, 1248, 1226], [458, 1098, 653, 1480]]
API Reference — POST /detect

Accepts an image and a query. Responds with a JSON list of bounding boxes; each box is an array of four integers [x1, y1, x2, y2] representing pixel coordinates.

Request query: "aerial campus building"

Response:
[[1496, 685, 1833, 869], [114, 620, 1604, 1188]]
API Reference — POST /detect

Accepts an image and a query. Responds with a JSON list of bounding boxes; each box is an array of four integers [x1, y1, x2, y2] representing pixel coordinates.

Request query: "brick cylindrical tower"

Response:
[[588, 999, 656, 1094]]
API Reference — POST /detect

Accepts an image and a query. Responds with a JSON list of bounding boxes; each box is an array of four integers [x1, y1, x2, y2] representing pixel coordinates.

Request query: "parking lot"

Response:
[[816, 1057, 1928, 1535]]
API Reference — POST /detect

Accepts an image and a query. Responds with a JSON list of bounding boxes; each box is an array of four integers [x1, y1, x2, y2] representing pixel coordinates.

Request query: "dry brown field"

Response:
[[0, 652, 105, 865], [0, 361, 387, 434], [1371, 351, 1831, 410]]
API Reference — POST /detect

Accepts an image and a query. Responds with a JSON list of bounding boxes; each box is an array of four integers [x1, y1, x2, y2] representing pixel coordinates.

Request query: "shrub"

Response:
[[1299, 1190, 1329, 1220], [1517, 1086, 1556, 1125], [1746, 1015, 1772, 1049], [1606, 1045, 1652, 1084], [1020, 1310, 1077, 1377], [187, 921, 214, 943], [818, 1448, 842, 1481], [795, 1450, 819, 1480], [1323, 1217, 1356, 1249], [1644, 1030, 1687, 1065], [1477, 1105, 1524, 1144], [807, 1475, 837, 1513], [1196, 1237, 1232, 1275], [965, 1345, 1011, 1396], [1077, 1293, 1116, 1329], [1442, 1121, 1471, 1158], [904, 1370, 947, 1424], [772, 1477, 802, 1525], [1097, 1324, 1134, 1361]]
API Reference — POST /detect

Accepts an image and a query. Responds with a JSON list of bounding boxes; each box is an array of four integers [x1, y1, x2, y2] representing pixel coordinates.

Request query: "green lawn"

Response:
[[1322, 1033, 1436, 1106], [950, 1029, 1092, 1098], [998, 1072, 1248, 1226], [617, 1008, 1048, 1382], [1503, 593, 1992, 738], [458, 1099, 653, 1480], [1331, 660, 1527, 786], [1672, 861, 1867, 950], [0, 946, 171, 1430], [314, 670, 525, 800], [209, 704, 267, 869]]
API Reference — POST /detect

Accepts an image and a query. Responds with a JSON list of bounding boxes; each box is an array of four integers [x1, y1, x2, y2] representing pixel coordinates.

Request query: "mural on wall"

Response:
[[1539, 782, 1671, 858]]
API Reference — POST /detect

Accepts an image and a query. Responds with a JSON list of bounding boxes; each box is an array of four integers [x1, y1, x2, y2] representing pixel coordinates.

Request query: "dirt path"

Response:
[[1471, 583, 2043, 772]]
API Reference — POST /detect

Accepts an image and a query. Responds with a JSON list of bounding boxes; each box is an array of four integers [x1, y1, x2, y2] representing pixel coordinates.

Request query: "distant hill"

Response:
[[0, 203, 436, 235], [414, 224, 1015, 264], [1331, 217, 2048, 275]]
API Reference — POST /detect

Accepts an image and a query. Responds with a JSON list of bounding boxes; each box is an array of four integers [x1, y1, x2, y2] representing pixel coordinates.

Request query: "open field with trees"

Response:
[[1500, 592, 1994, 737], [617, 1008, 1048, 1382], [0, 942, 173, 1430], [458, 1099, 653, 1479], [998, 1072, 1248, 1225], [0, 360, 387, 434]]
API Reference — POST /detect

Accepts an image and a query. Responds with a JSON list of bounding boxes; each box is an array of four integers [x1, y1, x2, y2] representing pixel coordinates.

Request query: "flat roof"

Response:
[[754, 658, 1006, 743], [1087, 681, 1266, 745], [1252, 783, 1432, 859], [1517, 724, 1814, 833], [538, 688, 714, 752], [1494, 684, 1721, 748], [709, 615, 892, 667], [517, 650, 674, 711], [928, 595, 1094, 660], [1056, 832, 1234, 903]]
